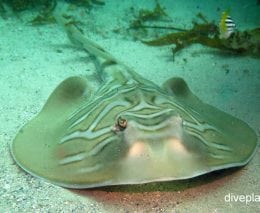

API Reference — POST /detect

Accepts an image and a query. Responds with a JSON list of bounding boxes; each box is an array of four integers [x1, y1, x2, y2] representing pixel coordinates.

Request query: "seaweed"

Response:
[[130, 2, 171, 29], [143, 22, 220, 52], [1, 0, 105, 25], [2, 0, 105, 13], [29, 0, 57, 25], [142, 15, 260, 58], [8, 0, 32, 11], [3, 0, 54, 11], [65, 0, 105, 8], [29, 0, 105, 25], [137, 2, 169, 22], [30, 11, 56, 25], [0, 1, 6, 19]]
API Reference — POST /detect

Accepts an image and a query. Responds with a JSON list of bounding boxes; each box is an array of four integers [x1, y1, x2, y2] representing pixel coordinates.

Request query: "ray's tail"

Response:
[[53, 5, 122, 83], [53, 9, 116, 63], [53, 5, 146, 86]]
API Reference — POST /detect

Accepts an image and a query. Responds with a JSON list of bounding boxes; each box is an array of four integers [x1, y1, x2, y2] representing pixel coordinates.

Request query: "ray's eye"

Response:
[[112, 116, 128, 132], [117, 116, 127, 130]]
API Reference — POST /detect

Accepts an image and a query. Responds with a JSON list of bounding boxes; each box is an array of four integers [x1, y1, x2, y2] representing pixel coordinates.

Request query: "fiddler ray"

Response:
[[11, 10, 257, 189]]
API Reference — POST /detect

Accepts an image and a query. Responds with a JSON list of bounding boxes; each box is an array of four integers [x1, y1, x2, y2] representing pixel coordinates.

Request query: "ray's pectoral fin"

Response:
[[43, 76, 89, 114], [11, 76, 91, 184], [163, 77, 257, 168], [162, 77, 191, 98]]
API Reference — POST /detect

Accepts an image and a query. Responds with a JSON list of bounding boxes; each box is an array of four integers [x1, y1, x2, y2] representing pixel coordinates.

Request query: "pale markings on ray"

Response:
[[60, 126, 112, 143], [185, 127, 232, 152], [128, 117, 176, 132], [76, 163, 103, 174], [67, 86, 136, 128], [63, 99, 170, 143], [123, 108, 173, 119], [59, 136, 117, 165]]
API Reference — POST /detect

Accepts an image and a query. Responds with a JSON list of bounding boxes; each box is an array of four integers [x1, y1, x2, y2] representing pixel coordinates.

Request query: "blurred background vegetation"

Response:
[[0, 0, 104, 12]]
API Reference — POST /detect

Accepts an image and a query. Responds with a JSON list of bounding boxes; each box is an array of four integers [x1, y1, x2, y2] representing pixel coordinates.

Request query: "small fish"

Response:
[[219, 11, 236, 39]]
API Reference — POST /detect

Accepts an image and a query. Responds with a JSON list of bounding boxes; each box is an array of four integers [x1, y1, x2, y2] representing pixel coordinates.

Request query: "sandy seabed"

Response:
[[0, 0, 259, 212]]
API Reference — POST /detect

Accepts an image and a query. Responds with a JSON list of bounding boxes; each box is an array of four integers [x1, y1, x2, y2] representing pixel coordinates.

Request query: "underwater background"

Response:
[[0, 0, 259, 212]]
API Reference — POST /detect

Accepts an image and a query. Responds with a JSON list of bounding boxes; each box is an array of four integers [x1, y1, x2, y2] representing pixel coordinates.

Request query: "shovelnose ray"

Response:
[[11, 12, 257, 189]]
